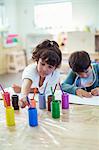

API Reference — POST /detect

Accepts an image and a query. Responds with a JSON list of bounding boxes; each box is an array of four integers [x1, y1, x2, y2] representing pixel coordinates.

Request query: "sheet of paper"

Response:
[[55, 90, 99, 106]]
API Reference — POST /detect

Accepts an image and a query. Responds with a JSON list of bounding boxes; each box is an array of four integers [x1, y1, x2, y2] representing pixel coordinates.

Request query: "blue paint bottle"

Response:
[[28, 108, 38, 127]]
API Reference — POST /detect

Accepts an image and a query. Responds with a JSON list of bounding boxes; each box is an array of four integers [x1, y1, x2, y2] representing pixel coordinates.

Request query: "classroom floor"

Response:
[[0, 71, 22, 88]]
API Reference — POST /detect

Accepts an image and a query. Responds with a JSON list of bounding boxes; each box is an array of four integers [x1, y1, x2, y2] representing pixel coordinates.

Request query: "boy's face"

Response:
[[77, 66, 92, 78], [37, 58, 56, 78]]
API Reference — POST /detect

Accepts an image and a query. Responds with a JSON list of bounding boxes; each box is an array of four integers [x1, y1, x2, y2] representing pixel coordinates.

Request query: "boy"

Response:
[[61, 51, 99, 97]]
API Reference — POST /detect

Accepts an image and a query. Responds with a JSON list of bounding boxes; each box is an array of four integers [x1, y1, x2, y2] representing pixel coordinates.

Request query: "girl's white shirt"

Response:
[[22, 63, 60, 95]]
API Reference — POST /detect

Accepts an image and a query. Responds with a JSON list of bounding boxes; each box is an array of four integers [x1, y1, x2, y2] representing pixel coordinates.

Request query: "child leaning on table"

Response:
[[12, 39, 62, 108], [61, 51, 99, 97]]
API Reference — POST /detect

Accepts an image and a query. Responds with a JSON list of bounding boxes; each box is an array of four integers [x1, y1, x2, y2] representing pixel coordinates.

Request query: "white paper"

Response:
[[55, 90, 99, 106]]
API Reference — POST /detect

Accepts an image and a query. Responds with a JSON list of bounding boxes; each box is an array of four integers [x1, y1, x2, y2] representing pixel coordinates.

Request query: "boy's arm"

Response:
[[61, 70, 79, 94]]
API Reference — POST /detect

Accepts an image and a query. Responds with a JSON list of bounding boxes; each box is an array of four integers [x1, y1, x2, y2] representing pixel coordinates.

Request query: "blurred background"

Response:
[[0, 0, 99, 88]]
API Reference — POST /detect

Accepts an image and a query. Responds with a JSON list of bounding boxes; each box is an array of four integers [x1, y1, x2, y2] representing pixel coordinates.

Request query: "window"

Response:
[[34, 2, 72, 31]]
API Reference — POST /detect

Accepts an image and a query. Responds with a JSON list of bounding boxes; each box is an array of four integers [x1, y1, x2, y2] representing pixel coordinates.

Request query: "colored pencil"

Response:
[[59, 83, 63, 93], [0, 84, 5, 93]]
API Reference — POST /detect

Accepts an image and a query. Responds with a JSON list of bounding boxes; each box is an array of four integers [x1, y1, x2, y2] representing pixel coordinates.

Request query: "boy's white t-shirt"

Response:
[[22, 63, 60, 96]]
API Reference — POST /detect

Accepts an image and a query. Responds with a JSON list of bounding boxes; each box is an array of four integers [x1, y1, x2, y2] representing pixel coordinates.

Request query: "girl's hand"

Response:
[[76, 89, 92, 98], [91, 88, 99, 96], [19, 96, 28, 108], [12, 84, 21, 93]]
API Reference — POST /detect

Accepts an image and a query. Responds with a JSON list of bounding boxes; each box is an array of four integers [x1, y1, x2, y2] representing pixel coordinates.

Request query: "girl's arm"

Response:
[[21, 78, 32, 95], [12, 84, 38, 93], [20, 79, 32, 108]]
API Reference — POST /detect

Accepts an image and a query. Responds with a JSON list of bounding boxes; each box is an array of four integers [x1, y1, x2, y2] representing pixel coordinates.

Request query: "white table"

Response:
[[0, 88, 99, 150]]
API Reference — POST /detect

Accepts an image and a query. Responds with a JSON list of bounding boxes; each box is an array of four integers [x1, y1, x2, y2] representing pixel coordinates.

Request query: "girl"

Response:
[[12, 40, 62, 107], [61, 51, 99, 97]]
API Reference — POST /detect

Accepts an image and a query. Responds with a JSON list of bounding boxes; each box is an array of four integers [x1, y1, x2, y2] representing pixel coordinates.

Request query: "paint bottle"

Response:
[[39, 93, 46, 109], [6, 106, 15, 126], [52, 100, 60, 119], [28, 107, 38, 127], [2, 92, 10, 107], [11, 95, 19, 110], [47, 95, 53, 111], [62, 92, 69, 109]]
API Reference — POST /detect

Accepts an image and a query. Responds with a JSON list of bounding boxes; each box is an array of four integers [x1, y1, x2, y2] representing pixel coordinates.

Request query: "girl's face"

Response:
[[77, 66, 92, 78], [37, 58, 56, 77]]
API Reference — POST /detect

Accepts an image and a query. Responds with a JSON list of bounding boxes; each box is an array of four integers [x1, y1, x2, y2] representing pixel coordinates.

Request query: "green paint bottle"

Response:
[[52, 100, 60, 119]]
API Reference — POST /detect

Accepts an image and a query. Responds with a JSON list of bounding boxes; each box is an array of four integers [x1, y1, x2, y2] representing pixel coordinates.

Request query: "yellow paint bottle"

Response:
[[6, 106, 15, 126]]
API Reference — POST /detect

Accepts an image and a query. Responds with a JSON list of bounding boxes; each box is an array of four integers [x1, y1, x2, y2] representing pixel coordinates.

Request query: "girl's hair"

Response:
[[32, 40, 62, 68], [69, 51, 91, 73]]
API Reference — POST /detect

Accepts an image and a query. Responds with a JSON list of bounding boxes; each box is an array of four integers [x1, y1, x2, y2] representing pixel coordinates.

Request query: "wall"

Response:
[[3, 0, 99, 34], [72, 0, 97, 30], [5, 0, 17, 33], [16, 0, 98, 34], [16, 0, 35, 37], [2, 0, 99, 49], [96, 0, 99, 30]]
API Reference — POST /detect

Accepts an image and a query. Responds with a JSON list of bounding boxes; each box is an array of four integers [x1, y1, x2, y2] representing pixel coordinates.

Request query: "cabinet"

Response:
[[0, 40, 24, 74], [95, 34, 99, 52], [0, 50, 7, 74], [0, 33, 7, 74], [66, 31, 95, 53], [0, 30, 26, 74]]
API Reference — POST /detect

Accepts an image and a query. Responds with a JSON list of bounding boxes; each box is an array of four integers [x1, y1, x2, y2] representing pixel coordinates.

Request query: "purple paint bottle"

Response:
[[39, 93, 46, 109], [62, 92, 69, 109]]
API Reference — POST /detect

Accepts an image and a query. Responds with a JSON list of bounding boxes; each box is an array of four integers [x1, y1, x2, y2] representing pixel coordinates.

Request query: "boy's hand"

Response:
[[76, 89, 92, 98], [91, 88, 99, 96]]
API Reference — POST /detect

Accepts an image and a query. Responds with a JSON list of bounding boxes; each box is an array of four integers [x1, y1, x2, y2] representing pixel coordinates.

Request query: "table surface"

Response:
[[0, 98, 99, 150]]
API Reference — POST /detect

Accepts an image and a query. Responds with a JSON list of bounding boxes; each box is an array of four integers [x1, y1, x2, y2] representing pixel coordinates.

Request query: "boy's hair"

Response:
[[69, 51, 91, 73], [32, 40, 62, 68]]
